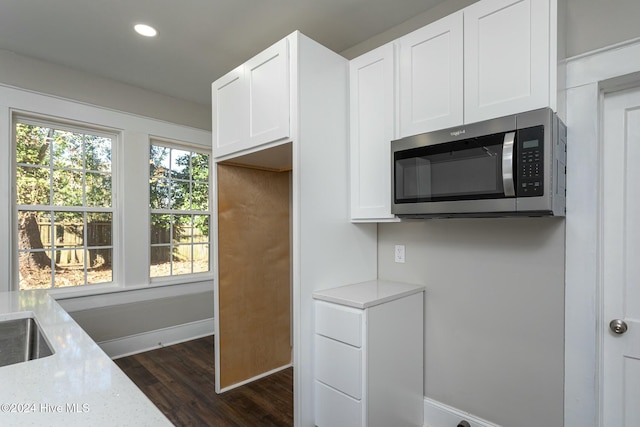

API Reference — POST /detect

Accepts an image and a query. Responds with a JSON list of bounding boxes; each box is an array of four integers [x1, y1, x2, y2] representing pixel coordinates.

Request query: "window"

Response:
[[149, 143, 210, 278], [15, 118, 115, 290]]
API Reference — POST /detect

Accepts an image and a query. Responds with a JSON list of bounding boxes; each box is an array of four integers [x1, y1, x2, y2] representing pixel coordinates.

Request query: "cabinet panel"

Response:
[[216, 165, 291, 389], [246, 38, 290, 145], [398, 11, 463, 137], [367, 293, 424, 427], [315, 300, 362, 347], [315, 335, 363, 399], [212, 66, 246, 154], [315, 381, 363, 427], [349, 43, 396, 221], [464, 0, 550, 123]]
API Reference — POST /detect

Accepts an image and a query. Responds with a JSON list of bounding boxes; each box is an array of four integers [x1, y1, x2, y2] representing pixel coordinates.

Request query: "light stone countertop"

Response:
[[312, 279, 425, 309], [0, 290, 173, 427]]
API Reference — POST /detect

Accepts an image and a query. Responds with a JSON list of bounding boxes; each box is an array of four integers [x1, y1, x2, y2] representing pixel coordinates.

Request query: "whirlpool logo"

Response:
[[450, 129, 466, 137]]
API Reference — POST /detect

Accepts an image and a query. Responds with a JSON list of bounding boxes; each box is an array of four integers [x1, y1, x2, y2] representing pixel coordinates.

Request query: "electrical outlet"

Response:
[[394, 244, 405, 263]]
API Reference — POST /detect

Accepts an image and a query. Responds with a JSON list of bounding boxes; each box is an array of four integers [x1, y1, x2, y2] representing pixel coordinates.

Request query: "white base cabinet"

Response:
[[313, 281, 425, 427]]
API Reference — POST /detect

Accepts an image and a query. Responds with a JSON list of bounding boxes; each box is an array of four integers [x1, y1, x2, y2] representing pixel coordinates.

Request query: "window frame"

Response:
[[13, 113, 120, 293], [149, 138, 213, 284]]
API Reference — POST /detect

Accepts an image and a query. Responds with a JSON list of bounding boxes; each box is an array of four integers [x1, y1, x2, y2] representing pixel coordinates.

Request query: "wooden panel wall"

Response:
[[217, 164, 291, 388]]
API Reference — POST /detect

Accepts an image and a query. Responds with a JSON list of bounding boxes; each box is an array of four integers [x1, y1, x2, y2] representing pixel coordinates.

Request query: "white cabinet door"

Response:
[[246, 38, 290, 146], [398, 11, 463, 137], [349, 43, 397, 222], [212, 38, 290, 159], [464, 0, 551, 123], [212, 65, 246, 156]]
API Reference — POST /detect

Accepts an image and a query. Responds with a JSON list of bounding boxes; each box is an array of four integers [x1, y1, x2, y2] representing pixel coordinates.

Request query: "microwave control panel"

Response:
[[516, 125, 544, 197]]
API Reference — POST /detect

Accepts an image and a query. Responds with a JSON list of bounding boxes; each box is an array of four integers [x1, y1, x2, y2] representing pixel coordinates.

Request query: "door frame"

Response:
[[565, 36, 640, 427]]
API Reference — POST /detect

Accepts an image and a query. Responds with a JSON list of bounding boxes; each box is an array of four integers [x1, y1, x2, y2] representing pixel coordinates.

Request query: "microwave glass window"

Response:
[[431, 152, 499, 197], [395, 157, 431, 199], [394, 133, 507, 203]]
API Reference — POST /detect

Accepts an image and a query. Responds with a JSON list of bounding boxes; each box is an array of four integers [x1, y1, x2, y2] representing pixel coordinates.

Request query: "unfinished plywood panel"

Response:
[[217, 163, 291, 389]]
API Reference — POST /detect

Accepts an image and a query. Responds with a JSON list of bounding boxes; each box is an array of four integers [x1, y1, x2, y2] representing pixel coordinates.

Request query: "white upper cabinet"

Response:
[[464, 0, 553, 123], [398, 11, 463, 137], [349, 43, 397, 222], [212, 38, 290, 159]]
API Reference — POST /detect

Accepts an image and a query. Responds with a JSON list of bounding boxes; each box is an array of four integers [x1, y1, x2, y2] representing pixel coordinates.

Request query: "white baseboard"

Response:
[[423, 397, 501, 427], [101, 318, 215, 359]]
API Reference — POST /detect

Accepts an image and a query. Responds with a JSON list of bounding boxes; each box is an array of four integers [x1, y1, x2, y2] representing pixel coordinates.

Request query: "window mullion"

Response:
[[49, 212, 55, 289]]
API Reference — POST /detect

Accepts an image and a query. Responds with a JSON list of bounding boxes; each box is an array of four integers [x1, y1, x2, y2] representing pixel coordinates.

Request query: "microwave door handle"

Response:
[[502, 132, 516, 197]]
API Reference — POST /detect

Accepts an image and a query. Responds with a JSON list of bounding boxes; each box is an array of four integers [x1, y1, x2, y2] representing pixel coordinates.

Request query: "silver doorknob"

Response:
[[610, 319, 628, 335]]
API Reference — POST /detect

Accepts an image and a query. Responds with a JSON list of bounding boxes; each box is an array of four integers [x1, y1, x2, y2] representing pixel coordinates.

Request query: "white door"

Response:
[[602, 85, 640, 427]]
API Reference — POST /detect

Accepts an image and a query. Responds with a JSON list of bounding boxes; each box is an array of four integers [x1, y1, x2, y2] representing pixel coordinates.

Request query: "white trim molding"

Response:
[[102, 318, 214, 359], [423, 397, 501, 427], [564, 37, 640, 427]]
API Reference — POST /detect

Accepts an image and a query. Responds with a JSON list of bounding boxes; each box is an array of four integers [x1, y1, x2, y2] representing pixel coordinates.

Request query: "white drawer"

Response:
[[315, 300, 363, 347], [315, 380, 363, 427], [315, 334, 362, 399]]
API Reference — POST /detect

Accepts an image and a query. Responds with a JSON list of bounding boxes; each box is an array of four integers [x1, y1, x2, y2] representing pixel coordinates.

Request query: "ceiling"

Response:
[[0, 0, 446, 106]]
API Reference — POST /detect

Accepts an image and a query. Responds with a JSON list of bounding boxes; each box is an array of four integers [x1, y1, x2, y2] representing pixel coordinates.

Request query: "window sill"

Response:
[[51, 274, 214, 312]]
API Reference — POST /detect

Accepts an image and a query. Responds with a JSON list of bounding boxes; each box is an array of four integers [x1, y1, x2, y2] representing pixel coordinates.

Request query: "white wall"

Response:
[[565, 0, 640, 58], [379, 219, 565, 427], [69, 293, 213, 342], [0, 49, 211, 130]]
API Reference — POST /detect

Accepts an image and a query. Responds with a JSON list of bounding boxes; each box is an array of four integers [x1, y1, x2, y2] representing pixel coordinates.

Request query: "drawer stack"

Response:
[[315, 301, 365, 426], [313, 280, 425, 427]]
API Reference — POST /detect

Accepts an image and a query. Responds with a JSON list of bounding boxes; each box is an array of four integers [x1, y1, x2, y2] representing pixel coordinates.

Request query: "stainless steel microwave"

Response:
[[391, 108, 566, 218]]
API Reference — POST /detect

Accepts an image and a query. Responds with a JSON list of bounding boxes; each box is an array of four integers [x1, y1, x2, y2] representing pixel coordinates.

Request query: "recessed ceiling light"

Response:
[[134, 24, 158, 37]]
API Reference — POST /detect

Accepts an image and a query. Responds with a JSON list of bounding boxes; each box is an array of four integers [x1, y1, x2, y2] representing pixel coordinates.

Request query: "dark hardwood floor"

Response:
[[115, 336, 293, 427]]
